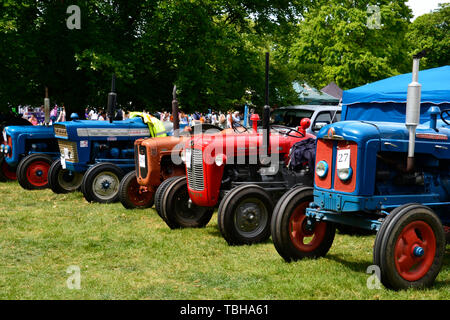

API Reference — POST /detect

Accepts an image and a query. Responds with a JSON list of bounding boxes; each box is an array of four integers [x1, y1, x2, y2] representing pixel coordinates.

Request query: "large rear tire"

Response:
[[17, 154, 53, 190], [161, 176, 213, 229], [271, 186, 336, 262], [81, 163, 124, 203], [119, 170, 154, 209], [47, 159, 83, 194], [217, 184, 274, 245], [375, 204, 445, 290]]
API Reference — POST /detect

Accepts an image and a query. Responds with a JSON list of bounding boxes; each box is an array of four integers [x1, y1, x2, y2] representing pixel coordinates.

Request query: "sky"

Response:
[[406, 0, 446, 19]]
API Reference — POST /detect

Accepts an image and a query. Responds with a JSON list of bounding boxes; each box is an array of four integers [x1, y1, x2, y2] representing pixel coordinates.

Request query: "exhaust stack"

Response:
[[107, 74, 117, 123], [44, 87, 50, 126], [405, 51, 426, 171], [172, 85, 179, 137], [262, 52, 270, 157]]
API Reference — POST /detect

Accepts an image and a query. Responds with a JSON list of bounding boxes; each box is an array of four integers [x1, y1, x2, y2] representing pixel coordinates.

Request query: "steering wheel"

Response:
[[270, 124, 304, 138], [440, 109, 450, 125], [231, 121, 249, 133]]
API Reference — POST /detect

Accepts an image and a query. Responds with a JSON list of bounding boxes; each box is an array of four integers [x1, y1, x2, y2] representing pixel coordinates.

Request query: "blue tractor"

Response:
[[271, 55, 450, 290], [48, 75, 165, 203], [0, 91, 61, 189]]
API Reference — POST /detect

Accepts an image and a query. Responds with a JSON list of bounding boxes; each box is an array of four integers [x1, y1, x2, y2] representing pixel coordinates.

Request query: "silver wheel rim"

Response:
[[92, 171, 120, 201]]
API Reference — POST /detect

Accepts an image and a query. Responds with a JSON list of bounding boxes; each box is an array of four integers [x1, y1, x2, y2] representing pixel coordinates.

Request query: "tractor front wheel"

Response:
[[119, 170, 154, 209], [17, 154, 53, 190], [0, 156, 17, 181], [374, 204, 445, 290], [154, 176, 184, 220], [47, 159, 83, 194], [81, 163, 124, 203], [217, 184, 274, 245], [161, 176, 213, 229], [271, 186, 336, 262]]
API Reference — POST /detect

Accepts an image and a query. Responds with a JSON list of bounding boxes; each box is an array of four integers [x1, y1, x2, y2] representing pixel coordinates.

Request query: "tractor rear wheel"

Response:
[[375, 204, 445, 290], [217, 184, 274, 245], [154, 176, 184, 220], [119, 170, 154, 209], [271, 186, 336, 262], [81, 163, 124, 203], [17, 153, 53, 190], [161, 176, 213, 229], [47, 159, 83, 194], [0, 156, 17, 181]]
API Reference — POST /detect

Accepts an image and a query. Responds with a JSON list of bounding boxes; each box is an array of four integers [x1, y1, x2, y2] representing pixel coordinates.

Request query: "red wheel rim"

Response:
[[127, 178, 153, 206], [2, 160, 17, 180], [26, 161, 50, 187], [289, 201, 327, 252], [394, 220, 436, 282]]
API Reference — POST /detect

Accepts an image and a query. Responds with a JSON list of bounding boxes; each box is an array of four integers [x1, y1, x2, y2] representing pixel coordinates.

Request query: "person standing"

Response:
[[56, 105, 66, 122]]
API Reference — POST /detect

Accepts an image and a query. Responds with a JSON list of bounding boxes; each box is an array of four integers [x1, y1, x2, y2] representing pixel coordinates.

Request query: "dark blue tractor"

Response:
[[271, 56, 450, 290]]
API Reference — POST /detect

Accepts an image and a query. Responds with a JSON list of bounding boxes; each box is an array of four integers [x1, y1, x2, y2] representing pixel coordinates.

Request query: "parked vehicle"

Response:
[[157, 54, 322, 245], [48, 76, 166, 203], [271, 55, 450, 290]]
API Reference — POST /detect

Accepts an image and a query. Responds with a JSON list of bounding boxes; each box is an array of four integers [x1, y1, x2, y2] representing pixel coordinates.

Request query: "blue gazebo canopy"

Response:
[[342, 65, 450, 122]]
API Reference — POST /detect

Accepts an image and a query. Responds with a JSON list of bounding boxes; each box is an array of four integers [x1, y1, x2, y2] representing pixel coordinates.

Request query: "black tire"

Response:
[[119, 170, 154, 209], [81, 163, 125, 203], [376, 204, 445, 290], [47, 159, 83, 194], [373, 203, 420, 276], [16, 153, 53, 190], [217, 184, 274, 245], [0, 155, 16, 182], [161, 176, 214, 229], [271, 186, 336, 262], [154, 176, 184, 220]]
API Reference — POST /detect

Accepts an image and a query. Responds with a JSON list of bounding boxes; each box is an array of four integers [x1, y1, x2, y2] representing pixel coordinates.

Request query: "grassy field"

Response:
[[0, 181, 448, 300]]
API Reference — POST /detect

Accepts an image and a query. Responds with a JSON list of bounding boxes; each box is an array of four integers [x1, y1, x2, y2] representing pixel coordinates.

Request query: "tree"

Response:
[[289, 0, 412, 90], [407, 3, 450, 69]]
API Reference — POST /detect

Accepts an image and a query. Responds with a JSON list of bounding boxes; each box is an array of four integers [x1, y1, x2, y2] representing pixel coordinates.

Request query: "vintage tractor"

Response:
[[119, 86, 225, 209], [157, 53, 316, 245], [271, 54, 450, 290], [48, 76, 165, 203], [0, 91, 60, 189]]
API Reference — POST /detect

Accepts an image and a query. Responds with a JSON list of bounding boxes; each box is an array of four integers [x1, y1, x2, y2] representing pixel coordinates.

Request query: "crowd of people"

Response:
[[18, 104, 252, 130]]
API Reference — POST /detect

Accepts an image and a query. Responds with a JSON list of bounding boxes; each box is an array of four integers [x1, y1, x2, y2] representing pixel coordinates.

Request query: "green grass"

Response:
[[0, 181, 448, 300]]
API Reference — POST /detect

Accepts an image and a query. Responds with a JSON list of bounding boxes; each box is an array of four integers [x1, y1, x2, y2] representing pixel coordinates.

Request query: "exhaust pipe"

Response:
[[405, 50, 426, 172], [107, 74, 117, 123], [44, 87, 50, 126], [262, 52, 270, 157], [172, 85, 179, 137]]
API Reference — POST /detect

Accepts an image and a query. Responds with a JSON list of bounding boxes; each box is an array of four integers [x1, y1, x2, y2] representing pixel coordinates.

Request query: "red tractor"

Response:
[[157, 53, 316, 245]]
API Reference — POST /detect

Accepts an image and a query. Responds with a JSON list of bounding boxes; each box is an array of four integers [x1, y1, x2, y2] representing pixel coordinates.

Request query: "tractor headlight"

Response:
[[337, 167, 353, 181], [181, 150, 186, 163], [315, 161, 328, 178], [215, 154, 226, 166], [2, 129, 6, 143]]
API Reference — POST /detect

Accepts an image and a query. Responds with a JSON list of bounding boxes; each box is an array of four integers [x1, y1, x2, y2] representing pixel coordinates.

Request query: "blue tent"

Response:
[[342, 65, 450, 123]]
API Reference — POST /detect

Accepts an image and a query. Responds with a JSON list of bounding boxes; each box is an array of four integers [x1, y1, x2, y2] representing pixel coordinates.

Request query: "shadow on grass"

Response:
[[324, 253, 370, 273]]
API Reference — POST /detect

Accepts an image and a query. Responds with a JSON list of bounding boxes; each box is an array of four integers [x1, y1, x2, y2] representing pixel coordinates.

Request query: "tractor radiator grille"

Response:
[[58, 140, 78, 163], [54, 124, 68, 138], [186, 149, 204, 191]]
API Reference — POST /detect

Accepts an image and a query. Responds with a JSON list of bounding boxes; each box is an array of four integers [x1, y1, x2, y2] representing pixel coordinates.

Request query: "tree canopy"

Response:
[[0, 0, 448, 116]]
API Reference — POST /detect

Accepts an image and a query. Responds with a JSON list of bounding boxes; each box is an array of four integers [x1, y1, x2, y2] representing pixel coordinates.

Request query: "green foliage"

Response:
[[407, 3, 450, 69], [289, 0, 413, 90]]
